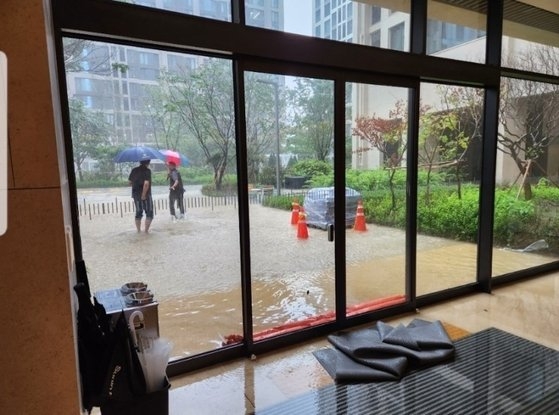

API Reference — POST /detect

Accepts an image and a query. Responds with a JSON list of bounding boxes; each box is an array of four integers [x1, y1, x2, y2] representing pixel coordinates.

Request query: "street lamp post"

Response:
[[257, 79, 281, 195]]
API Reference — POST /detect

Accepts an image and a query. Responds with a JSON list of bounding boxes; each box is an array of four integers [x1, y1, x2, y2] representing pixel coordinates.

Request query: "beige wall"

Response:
[[0, 1, 80, 414]]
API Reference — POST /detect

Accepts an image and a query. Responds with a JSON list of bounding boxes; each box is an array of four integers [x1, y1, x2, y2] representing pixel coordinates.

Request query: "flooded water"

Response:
[[77, 186, 557, 359]]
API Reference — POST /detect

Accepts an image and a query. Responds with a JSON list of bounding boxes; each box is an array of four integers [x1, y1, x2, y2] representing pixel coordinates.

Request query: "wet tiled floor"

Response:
[[165, 272, 559, 414]]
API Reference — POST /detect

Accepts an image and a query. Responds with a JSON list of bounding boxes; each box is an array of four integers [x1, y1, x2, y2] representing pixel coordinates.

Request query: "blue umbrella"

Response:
[[113, 146, 164, 163]]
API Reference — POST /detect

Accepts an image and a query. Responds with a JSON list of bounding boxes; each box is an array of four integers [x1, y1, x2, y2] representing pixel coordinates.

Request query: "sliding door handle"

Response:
[[327, 223, 334, 242]]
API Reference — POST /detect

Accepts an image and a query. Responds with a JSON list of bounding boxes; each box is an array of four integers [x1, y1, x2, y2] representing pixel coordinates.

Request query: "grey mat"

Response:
[[252, 327, 559, 415], [315, 319, 455, 382]]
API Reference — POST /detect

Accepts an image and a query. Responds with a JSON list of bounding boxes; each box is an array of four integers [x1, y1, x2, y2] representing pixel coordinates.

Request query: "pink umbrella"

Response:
[[160, 149, 189, 166]]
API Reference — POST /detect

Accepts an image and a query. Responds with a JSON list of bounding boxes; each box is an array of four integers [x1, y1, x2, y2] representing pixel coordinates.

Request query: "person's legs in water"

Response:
[[169, 192, 177, 220], [144, 197, 154, 233], [177, 193, 185, 219], [134, 198, 143, 232]]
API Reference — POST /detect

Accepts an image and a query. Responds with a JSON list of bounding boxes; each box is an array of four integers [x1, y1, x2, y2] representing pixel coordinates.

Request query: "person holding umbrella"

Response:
[[167, 161, 185, 221], [128, 156, 154, 233]]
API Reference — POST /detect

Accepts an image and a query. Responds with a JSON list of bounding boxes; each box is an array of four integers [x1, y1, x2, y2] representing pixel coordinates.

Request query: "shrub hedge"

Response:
[[78, 167, 559, 253], [265, 171, 559, 253]]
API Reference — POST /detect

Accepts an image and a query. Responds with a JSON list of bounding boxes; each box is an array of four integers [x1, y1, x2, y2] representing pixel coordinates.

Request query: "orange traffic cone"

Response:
[[353, 200, 367, 232], [291, 199, 300, 225], [297, 206, 309, 239]]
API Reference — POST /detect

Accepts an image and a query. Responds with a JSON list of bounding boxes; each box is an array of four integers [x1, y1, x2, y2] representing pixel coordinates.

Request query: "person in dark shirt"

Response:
[[128, 158, 153, 233], [167, 161, 185, 220]]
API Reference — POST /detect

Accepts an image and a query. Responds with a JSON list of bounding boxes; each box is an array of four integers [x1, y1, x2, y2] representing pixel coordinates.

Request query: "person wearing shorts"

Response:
[[128, 158, 154, 233]]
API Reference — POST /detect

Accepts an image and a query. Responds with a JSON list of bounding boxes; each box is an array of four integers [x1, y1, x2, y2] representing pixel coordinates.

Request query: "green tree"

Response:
[[162, 59, 235, 190], [63, 38, 127, 75], [419, 85, 483, 201], [352, 100, 407, 216], [498, 76, 559, 200], [158, 64, 281, 188], [437, 86, 483, 199], [288, 78, 334, 161], [245, 75, 283, 185], [144, 86, 187, 151], [496, 45, 559, 200], [69, 98, 112, 181], [64, 38, 129, 182]]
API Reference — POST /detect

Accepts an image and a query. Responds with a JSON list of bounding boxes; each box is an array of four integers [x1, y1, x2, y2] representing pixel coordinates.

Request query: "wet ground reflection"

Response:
[[78, 187, 557, 359]]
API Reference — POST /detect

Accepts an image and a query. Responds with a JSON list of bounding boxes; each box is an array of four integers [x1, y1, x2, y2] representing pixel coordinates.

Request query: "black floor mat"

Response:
[[252, 328, 559, 415]]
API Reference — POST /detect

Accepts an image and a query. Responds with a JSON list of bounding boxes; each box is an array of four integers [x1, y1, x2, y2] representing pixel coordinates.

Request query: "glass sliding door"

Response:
[[416, 82, 483, 295], [492, 77, 559, 276], [244, 72, 336, 340], [345, 82, 409, 314], [63, 38, 243, 359]]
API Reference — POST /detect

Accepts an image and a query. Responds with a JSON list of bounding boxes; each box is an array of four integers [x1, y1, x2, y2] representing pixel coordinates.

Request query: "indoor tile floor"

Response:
[[166, 272, 559, 414]]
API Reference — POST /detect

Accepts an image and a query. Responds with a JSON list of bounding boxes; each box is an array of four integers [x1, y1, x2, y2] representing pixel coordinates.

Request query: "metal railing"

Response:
[[78, 194, 250, 219], [78, 187, 308, 219]]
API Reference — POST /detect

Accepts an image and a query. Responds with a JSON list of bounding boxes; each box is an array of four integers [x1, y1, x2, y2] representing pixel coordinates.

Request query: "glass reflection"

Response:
[[502, 0, 559, 76], [246, 0, 411, 52], [113, 0, 232, 22], [427, 0, 486, 63]]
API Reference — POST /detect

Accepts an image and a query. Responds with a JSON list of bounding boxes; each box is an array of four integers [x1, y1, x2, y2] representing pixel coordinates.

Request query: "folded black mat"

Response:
[[314, 319, 455, 382]]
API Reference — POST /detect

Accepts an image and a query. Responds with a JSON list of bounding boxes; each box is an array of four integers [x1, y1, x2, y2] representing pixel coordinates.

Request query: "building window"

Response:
[[389, 22, 405, 51], [271, 11, 279, 29], [372, 6, 381, 24], [371, 29, 381, 47]]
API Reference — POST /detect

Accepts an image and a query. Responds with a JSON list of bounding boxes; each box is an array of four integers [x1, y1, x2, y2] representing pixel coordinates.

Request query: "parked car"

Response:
[[303, 187, 362, 230]]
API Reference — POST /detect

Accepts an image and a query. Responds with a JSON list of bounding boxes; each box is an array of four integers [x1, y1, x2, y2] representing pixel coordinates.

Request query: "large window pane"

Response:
[[346, 83, 409, 313], [427, 0, 486, 63], [64, 38, 242, 359], [492, 77, 559, 276], [502, 0, 559, 76], [248, 0, 411, 52], [113, 0, 231, 21], [245, 73, 336, 339], [417, 83, 483, 295]]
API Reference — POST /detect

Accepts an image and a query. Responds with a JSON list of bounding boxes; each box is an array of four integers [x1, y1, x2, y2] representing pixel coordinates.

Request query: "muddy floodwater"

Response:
[[78, 186, 556, 358]]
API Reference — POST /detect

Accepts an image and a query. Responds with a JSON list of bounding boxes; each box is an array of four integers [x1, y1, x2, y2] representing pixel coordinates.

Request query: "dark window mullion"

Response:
[[406, 85, 420, 307], [232, 60, 254, 349], [410, 0, 428, 55], [231, 0, 245, 25], [334, 79, 347, 323], [477, 0, 504, 292], [486, 0, 504, 67]]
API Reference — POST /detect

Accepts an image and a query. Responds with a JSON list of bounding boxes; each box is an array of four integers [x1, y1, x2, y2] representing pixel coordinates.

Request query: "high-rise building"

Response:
[[314, 0, 353, 42], [65, 0, 283, 158]]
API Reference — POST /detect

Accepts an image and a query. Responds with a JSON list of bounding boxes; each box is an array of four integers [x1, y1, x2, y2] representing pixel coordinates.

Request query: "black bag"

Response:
[[74, 286, 147, 412], [75, 283, 168, 415], [100, 378, 170, 415], [74, 283, 112, 413], [101, 312, 147, 403], [100, 312, 170, 415]]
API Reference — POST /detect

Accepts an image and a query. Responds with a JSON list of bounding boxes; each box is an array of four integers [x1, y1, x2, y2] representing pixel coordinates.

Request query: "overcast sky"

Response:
[[283, 0, 312, 35]]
